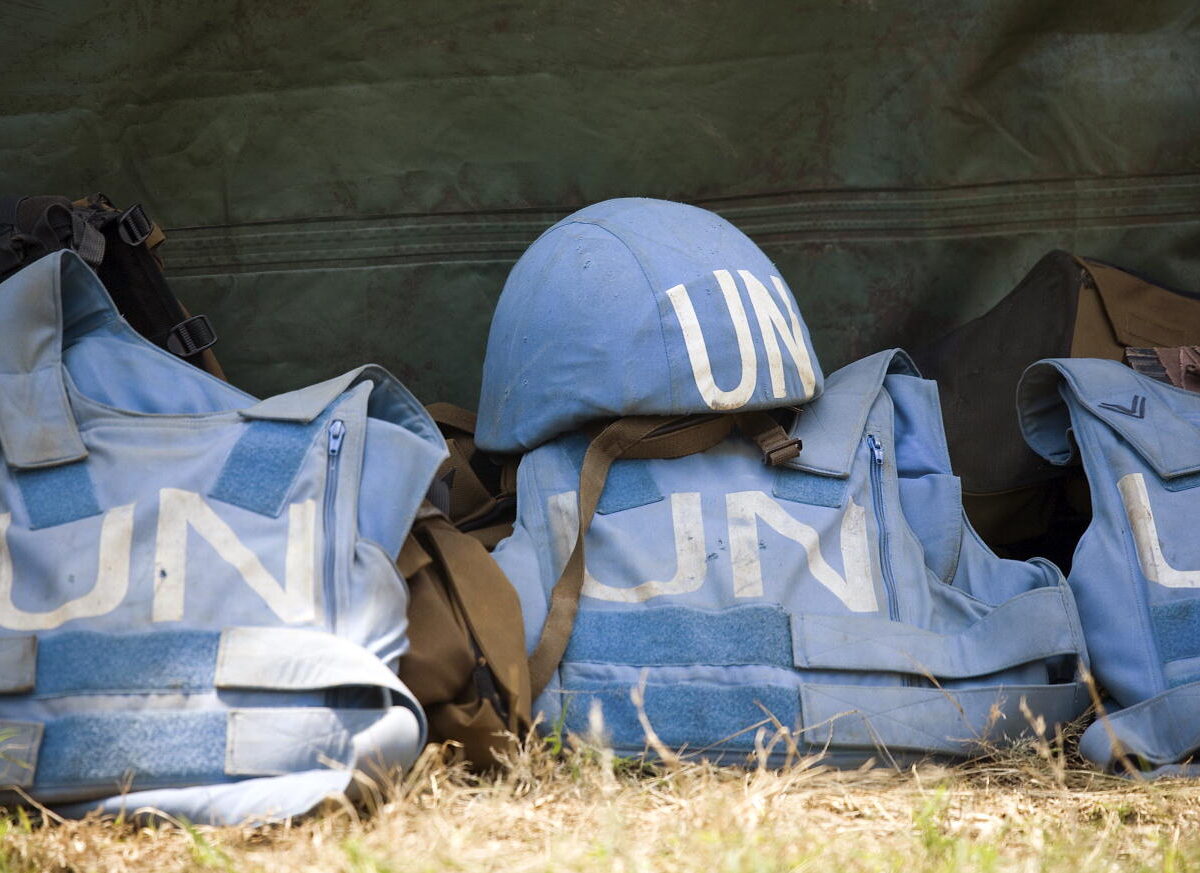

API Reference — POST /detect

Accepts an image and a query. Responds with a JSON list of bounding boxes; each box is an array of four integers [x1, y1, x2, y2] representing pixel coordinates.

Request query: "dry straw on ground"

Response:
[[4, 715, 1200, 873]]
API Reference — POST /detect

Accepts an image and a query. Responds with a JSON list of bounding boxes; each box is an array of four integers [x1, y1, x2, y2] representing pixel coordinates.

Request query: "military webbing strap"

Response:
[[426, 402, 520, 542], [426, 402, 479, 435], [527, 411, 800, 697]]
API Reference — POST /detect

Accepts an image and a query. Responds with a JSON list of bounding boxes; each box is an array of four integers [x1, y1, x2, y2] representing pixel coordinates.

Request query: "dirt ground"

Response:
[[4, 721, 1200, 873]]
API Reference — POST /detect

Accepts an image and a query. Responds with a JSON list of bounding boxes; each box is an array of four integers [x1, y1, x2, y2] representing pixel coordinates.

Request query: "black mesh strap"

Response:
[[70, 210, 107, 266]]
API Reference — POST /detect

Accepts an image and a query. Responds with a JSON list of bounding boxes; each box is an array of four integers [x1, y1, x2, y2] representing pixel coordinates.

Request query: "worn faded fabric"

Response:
[[492, 352, 1088, 763], [1020, 359, 1200, 773], [0, 252, 446, 823], [476, 198, 824, 453], [480, 199, 1087, 764]]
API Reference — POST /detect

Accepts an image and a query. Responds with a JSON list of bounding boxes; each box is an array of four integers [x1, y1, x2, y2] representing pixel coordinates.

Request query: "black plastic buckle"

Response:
[[762, 436, 803, 466], [117, 203, 154, 246], [165, 314, 218, 357]]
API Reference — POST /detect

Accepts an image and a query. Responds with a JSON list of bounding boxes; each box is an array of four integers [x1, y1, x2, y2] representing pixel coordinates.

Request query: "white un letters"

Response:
[[664, 269, 817, 410], [0, 490, 318, 631], [1119, 473, 1200, 588], [548, 489, 879, 612]]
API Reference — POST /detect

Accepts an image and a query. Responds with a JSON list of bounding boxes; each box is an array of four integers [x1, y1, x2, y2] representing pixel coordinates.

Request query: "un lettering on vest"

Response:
[[664, 269, 817, 411], [1119, 473, 1200, 588], [0, 489, 318, 631], [547, 489, 879, 612]]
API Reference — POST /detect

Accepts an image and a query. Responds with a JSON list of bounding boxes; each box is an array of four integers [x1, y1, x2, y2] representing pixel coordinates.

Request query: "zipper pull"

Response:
[[867, 434, 884, 465], [328, 419, 346, 455]]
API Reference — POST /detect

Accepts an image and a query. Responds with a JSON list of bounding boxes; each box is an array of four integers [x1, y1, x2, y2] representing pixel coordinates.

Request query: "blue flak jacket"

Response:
[[494, 350, 1089, 764], [478, 198, 1087, 765], [0, 251, 446, 823], [1022, 358, 1200, 773]]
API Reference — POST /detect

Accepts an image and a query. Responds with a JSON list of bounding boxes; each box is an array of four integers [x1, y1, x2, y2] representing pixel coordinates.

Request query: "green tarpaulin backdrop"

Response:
[[3, 1, 1198, 406]]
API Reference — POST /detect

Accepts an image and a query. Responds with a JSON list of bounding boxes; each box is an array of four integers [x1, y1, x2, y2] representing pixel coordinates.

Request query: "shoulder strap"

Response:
[[426, 401, 479, 435], [0, 251, 104, 468], [527, 411, 798, 697]]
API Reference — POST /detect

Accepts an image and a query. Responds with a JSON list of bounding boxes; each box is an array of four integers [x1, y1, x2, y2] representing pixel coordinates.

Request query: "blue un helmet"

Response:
[[476, 198, 824, 453]]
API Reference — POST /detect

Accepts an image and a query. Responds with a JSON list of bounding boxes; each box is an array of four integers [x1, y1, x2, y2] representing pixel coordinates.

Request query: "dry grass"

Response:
[[4, 722, 1200, 873]]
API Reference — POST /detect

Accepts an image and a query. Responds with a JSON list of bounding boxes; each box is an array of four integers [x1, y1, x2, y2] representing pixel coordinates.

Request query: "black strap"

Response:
[[116, 203, 154, 246], [165, 315, 218, 357], [0, 196, 22, 226]]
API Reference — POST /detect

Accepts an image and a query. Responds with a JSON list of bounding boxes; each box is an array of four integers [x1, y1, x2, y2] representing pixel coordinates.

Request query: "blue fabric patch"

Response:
[[211, 411, 330, 517], [562, 681, 798, 752], [13, 461, 101, 529], [37, 631, 220, 696], [1152, 600, 1200, 665], [1163, 471, 1200, 492], [566, 606, 794, 667], [35, 711, 227, 789], [561, 434, 663, 515], [772, 468, 847, 508]]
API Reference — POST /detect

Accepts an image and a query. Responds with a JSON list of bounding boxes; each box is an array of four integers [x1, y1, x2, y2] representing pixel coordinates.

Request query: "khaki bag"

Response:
[[397, 507, 532, 768], [396, 404, 530, 768]]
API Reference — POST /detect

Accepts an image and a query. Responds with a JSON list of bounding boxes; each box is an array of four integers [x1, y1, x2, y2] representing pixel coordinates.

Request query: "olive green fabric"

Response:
[[1, 1, 1197, 404]]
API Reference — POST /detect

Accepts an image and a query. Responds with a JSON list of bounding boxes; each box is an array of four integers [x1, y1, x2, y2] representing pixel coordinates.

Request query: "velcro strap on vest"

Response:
[[0, 627, 426, 794], [799, 681, 1088, 755], [0, 706, 417, 792], [210, 409, 333, 517], [0, 627, 419, 704], [1079, 680, 1200, 771], [566, 606, 795, 668], [559, 675, 1087, 759], [792, 585, 1086, 678], [561, 586, 1085, 680], [563, 679, 799, 753]]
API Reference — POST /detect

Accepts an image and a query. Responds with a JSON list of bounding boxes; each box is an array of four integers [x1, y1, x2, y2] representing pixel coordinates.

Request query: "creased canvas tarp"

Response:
[[1, 0, 1197, 404]]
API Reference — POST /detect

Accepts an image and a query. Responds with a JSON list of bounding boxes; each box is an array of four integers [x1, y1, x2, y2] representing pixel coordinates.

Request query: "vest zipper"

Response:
[[324, 418, 346, 631], [867, 434, 900, 622]]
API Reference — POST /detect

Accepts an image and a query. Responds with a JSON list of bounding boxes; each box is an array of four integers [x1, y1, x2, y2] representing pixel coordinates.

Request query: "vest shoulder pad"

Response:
[[1019, 357, 1200, 479], [784, 348, 919, 478]]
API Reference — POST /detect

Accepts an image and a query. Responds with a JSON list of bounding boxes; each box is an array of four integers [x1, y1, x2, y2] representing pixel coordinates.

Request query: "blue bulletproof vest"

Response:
[[0, 252, 446, 823], [494, 350, 1089, 763], [1021, 358, 1200, 773]]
